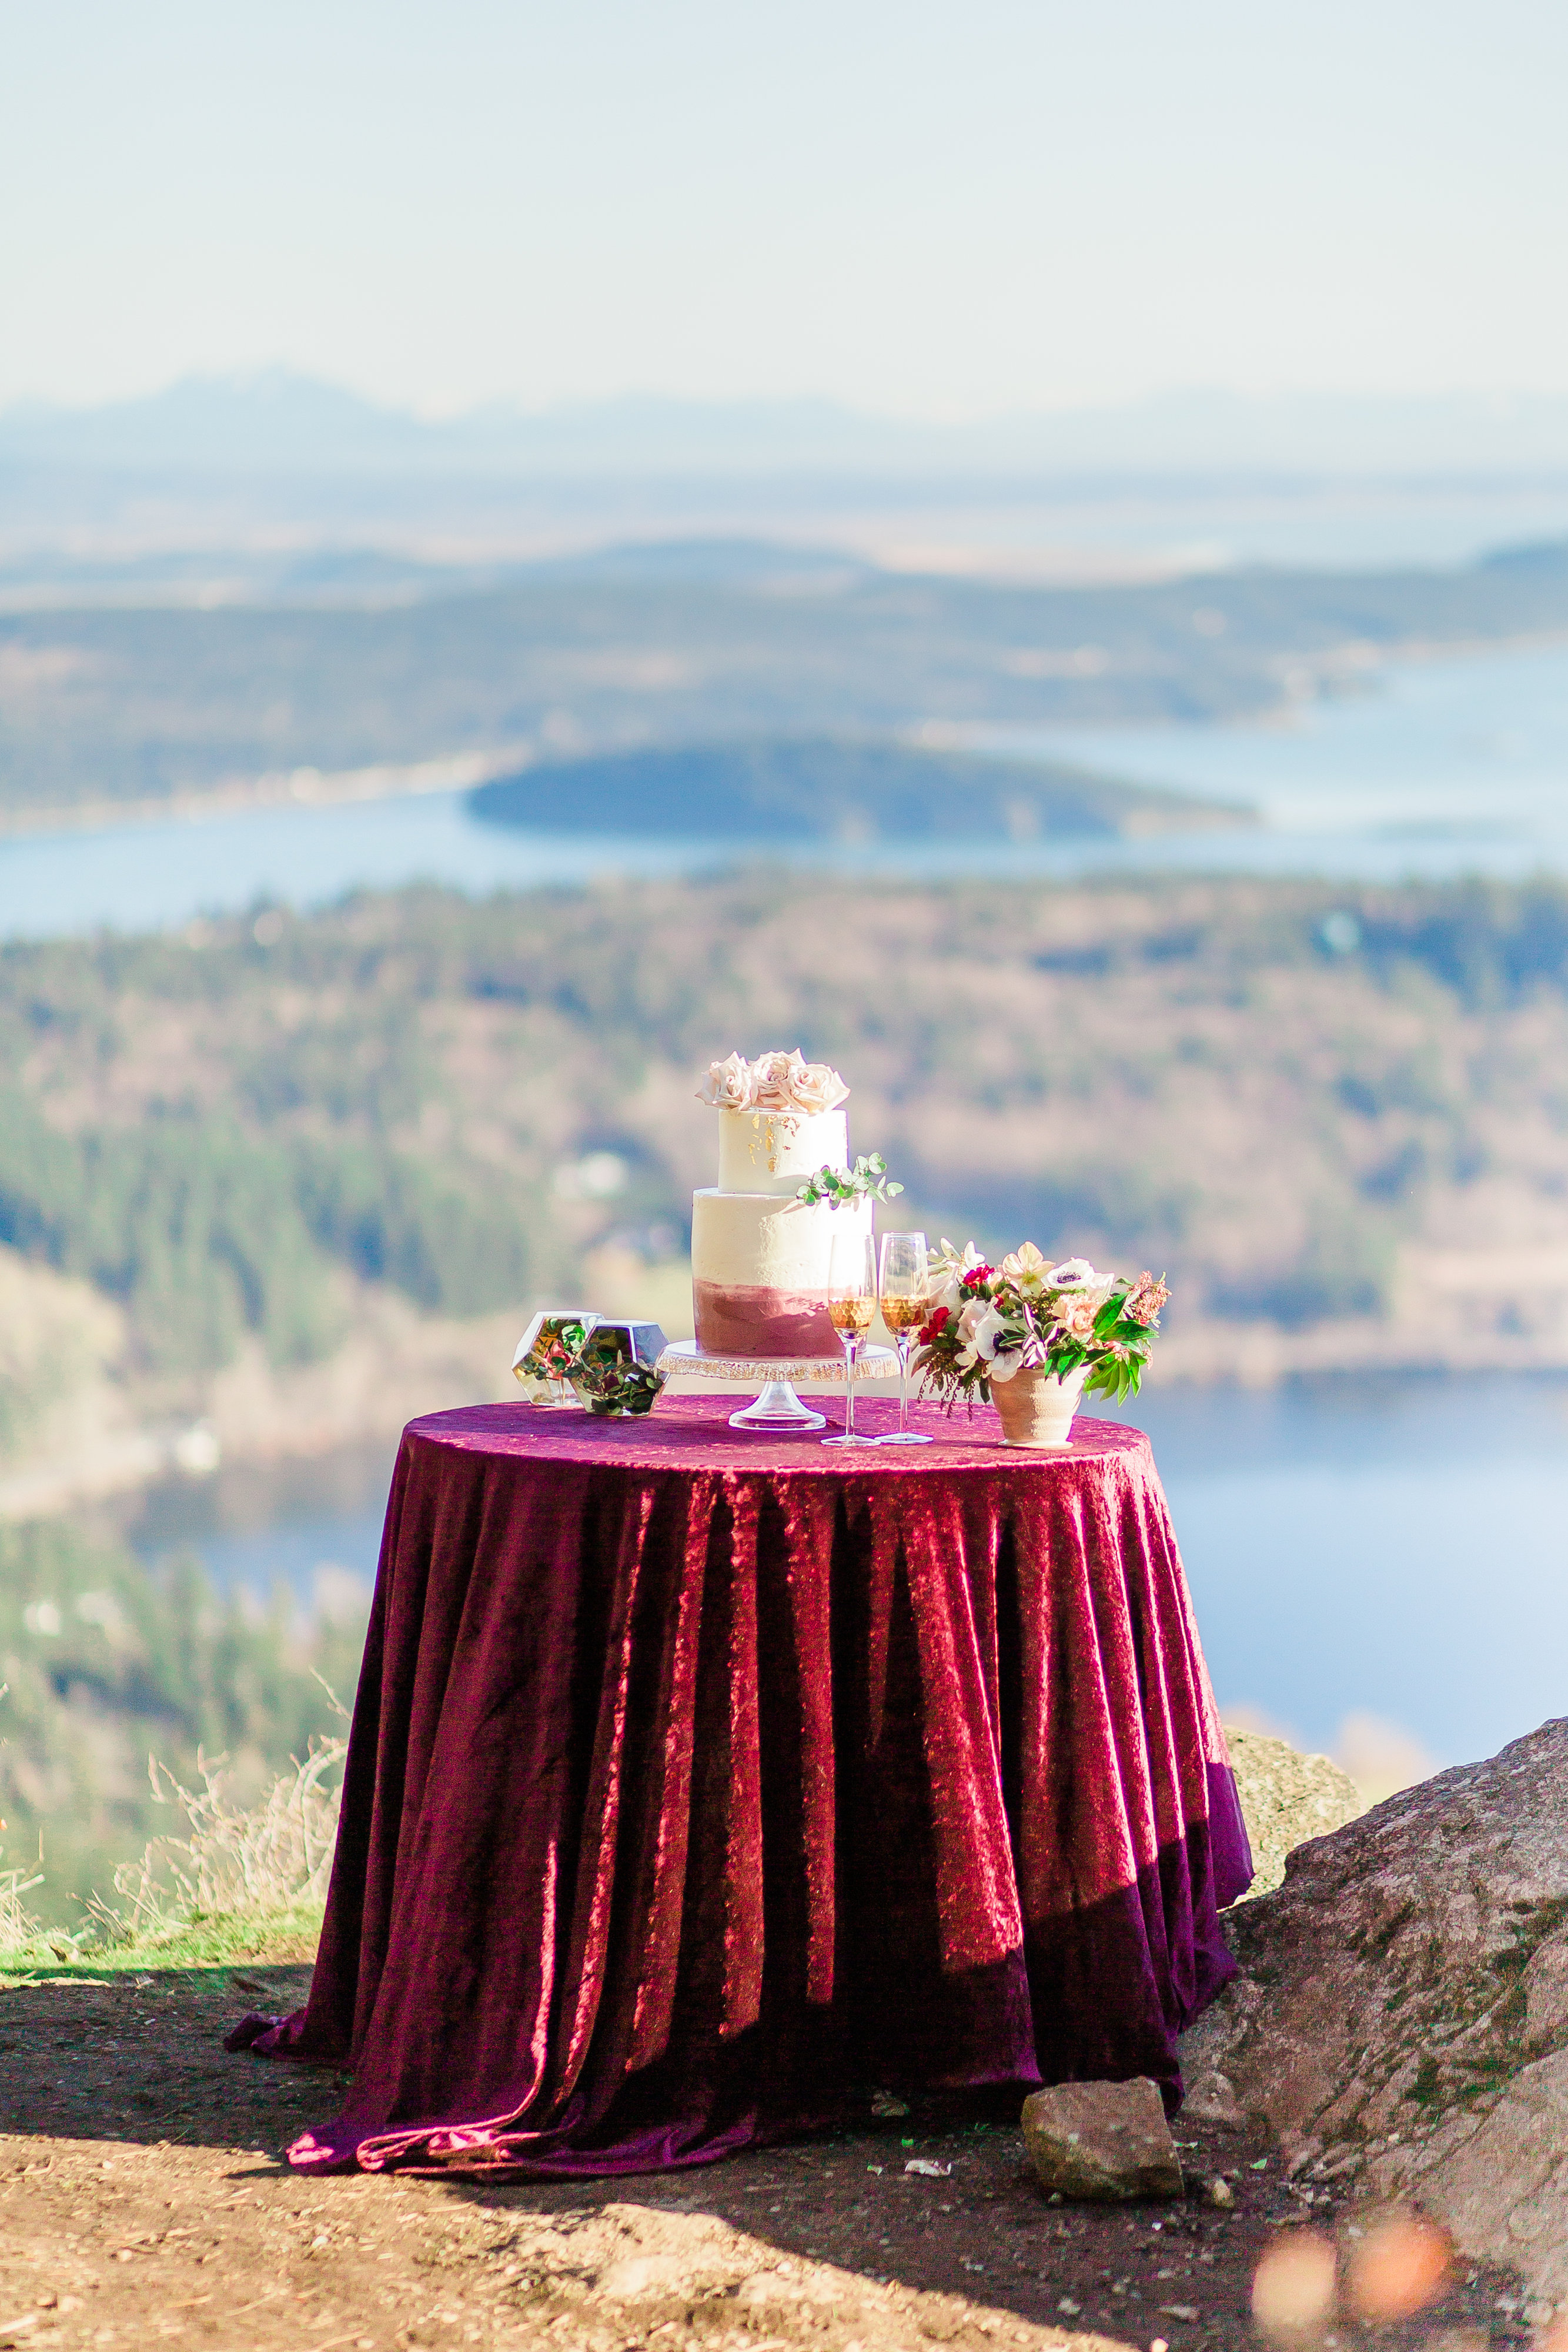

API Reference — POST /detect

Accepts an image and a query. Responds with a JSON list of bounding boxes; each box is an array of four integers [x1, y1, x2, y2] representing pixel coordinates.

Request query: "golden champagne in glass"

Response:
[[878, 1231, 933, 1444], [821, 1228, 878, 1448], [828, 1295, 877, 1335]]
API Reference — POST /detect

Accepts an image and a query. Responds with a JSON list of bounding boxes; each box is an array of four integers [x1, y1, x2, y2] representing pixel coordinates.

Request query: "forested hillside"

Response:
[[469, 736, 1241, 841], [6, 541, 1568, 817], [6, 867, 1568, 1917], [2, 869, 1567, 1406]]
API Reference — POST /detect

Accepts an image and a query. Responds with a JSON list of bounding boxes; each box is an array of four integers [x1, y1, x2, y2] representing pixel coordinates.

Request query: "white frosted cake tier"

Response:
[[716, 1107, 848, 1197], [691, 1190, 872, 1357]]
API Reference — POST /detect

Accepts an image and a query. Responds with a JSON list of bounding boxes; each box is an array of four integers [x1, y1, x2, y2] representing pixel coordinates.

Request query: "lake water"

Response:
[[5, 638, 1568, 940], [997, 637, 1568, 880], [118, 1369, 1568, 1781], [1104, 1372, 1568, 1773]]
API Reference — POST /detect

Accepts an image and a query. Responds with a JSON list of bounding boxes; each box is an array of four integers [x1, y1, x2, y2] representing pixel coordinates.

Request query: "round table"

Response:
[[230, 1395, 1252, 2178]]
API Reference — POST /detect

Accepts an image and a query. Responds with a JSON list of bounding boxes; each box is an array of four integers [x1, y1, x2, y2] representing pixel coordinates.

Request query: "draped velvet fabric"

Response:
[[230, 1396, 1252, 2177]]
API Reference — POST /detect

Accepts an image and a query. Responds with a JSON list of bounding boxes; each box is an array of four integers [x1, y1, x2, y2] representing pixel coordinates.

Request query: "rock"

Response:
[[596, 2253, 689, 2298], [1021, 2077, 1183, 2201], [1182, 2066, 1242, 2124], [1179, 1716, 1568, 2306], [1223, 1725, 1363, 1899]]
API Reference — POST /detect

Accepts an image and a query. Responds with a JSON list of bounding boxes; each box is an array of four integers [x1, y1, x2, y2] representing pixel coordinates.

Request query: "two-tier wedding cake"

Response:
[[691, 1050, 871, 1355]]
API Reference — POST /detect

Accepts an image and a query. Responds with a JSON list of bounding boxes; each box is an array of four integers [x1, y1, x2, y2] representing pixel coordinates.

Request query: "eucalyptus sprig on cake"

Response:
[[795, 1153, 904, 1210], [915, 1241, 1169, 1406]]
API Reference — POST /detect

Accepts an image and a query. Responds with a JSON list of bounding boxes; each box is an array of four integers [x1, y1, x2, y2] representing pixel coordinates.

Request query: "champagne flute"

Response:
[[821, 1227, 878, 1448], [878, 1230, 933, 1444]]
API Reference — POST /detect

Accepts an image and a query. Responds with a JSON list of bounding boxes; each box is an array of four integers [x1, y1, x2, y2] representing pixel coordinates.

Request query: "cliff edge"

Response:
[[1184, 1716, 1568, 2311]]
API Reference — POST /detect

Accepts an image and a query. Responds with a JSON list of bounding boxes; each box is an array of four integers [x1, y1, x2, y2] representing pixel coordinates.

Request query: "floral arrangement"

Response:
[[697, 1049, 850, 1117], [914, 1242, 1169, 1405], [796, 1152, 903, 1210]]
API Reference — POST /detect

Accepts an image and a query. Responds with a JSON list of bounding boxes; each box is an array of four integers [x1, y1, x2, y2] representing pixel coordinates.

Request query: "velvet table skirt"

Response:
[[229, 1395, 1252, 2176]]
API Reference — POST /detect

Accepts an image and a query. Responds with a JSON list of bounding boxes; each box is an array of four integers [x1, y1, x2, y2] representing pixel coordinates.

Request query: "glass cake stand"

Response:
[[654, 1339, 899, 1433]]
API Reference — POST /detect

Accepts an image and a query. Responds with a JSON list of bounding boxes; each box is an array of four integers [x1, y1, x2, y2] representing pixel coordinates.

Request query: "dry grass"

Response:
[[0, 1860, 44, 1950], [90, 1738, 346, 1944], [0, 1681, 44, 1948]]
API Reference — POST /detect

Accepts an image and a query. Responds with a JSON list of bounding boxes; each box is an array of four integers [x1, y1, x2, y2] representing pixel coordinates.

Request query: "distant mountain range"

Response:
[[8, 369, 1568, 479]]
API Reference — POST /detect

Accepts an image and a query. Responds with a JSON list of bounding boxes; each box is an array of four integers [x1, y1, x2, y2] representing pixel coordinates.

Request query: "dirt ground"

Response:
[[0, 1962, 1528, 2352]]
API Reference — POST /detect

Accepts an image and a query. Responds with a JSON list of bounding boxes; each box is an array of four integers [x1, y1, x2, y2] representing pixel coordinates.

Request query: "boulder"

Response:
[[1021, 2077, 1183, 2201], [1180, 1716, 1568, 2310], [1223, 1724, 1363, 1899]]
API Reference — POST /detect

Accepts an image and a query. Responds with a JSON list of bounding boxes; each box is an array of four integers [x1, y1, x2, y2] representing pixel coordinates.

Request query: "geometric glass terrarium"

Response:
[[511, 1309, 601, 1409], [566, 1319, 670, 1417]]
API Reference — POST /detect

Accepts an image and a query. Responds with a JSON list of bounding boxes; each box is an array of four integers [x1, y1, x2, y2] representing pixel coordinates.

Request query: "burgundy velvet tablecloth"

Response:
[[230, 1394, 1251, 2176]]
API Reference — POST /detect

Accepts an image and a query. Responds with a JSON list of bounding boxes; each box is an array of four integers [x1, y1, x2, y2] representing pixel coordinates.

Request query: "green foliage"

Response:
[[1215, 1215, 1395, 1330], [0, 1094, 338, 1367], [2, 863, 1568, 1920], [0, 984, 534, 1371], [795, 1153, 904, 1208], [1065, 1289, 1168, 1402], [290, 1140, 527, 1317], [934, 1164, 1198, 1264], [1355, 883, 1568, 1008]]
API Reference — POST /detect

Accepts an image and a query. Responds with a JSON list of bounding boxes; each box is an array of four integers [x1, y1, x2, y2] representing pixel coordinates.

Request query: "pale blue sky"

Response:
[[4, 0, 1567, 417]]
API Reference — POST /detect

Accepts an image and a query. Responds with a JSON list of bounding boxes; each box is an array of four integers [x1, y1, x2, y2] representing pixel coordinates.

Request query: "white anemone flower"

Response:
[[1047, 1257, 1097, 1291], [988, 1348, 1025, 1384], [972, 1306, 1008, 1361]]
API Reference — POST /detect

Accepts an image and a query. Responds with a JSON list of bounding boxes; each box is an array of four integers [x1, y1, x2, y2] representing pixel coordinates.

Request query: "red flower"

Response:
[[922, 1305, 951, 1341], [959, 1264, 994, 1292]]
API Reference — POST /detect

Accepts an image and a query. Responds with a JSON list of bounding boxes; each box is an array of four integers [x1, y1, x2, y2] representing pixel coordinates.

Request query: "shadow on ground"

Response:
[[0, 1965, 1527, 2352]]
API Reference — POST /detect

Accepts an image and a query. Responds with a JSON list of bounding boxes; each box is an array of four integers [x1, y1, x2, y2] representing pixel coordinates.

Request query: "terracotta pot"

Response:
[[990, 1362, 1089, 1448]]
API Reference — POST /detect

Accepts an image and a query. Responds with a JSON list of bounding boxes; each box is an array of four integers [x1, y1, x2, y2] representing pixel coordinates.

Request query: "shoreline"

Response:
[[5, 623, 1568, 846], [5, 1301, 1567, 1528], [0, 744, 534, 843]]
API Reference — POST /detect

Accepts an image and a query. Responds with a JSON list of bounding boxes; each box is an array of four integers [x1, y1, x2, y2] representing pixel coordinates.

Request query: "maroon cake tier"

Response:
[[692, 1279, 837, 1357]]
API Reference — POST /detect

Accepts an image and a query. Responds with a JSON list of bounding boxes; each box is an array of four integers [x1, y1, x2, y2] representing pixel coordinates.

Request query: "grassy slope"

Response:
[[0, 1906, 323, 1981]]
